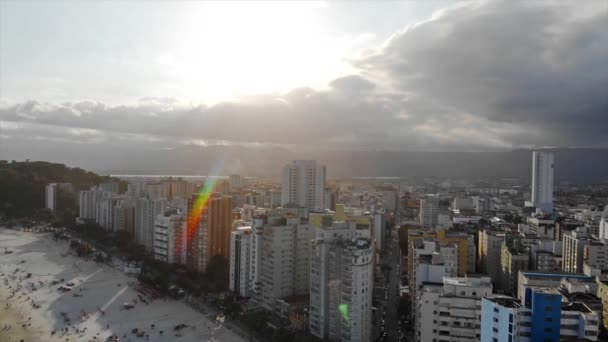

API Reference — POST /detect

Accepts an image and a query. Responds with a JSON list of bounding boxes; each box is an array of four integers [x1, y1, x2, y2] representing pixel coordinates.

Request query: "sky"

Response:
[[0, 0, 607, 168]]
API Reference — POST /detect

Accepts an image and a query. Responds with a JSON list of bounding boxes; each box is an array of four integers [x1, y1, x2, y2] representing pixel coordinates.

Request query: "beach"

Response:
[[0, 227, 246, 342]]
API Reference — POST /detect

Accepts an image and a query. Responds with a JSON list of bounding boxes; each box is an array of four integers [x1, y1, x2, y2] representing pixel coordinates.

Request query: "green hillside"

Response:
[[0, 160, 117, 219]]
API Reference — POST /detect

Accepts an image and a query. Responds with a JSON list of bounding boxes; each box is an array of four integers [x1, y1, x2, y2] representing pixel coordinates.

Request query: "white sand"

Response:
[[0, 228, 246, 342]]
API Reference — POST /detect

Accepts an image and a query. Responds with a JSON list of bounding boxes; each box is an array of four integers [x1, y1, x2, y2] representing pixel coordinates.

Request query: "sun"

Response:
[[157, 1, 352, 104]]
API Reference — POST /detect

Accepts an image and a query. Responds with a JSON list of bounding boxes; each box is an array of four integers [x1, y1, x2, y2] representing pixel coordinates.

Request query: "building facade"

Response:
[[153, 210, 186, 264], [281, 160, 326, 212], [186, 193, 233, 272], [229, 226, 252, 297], [482, 288, 600, 342], [419, 196, 439, 228], [310, 233, 374, 342], [531, 151, 554, 213], [418, 277, 492, 342]]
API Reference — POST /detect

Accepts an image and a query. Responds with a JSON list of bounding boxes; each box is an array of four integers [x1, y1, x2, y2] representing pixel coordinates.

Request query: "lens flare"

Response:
[[339, 303, 349, 322], [182, 156, 225, 253]]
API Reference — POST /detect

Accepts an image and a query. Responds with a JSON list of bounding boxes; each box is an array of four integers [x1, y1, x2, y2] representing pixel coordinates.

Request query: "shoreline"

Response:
[[0, 227, 245, 342]]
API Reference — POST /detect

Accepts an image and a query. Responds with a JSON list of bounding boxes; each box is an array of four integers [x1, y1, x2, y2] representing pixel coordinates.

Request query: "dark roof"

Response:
[[486, 297, 521, 309]]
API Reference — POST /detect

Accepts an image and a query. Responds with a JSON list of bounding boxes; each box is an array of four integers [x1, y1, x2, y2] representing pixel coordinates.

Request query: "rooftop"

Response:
[[521, 271, 594, 280], [561, 302, 591, 313], [485, 296, 522, 309], [443, 276, 492, 287]]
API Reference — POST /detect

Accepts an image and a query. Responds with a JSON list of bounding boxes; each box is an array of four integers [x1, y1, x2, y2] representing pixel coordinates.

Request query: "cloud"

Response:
[[356, 0, 608, 147], [1, 0, 606, 156]]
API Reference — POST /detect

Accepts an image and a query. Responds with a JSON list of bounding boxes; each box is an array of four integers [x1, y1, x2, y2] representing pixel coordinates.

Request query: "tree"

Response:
[[0, 160, 122, 219], [206, 255, 229, 291]]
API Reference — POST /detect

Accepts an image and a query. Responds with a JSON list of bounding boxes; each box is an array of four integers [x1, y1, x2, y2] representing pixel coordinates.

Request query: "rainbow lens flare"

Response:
[[184, 156, 225, 250]]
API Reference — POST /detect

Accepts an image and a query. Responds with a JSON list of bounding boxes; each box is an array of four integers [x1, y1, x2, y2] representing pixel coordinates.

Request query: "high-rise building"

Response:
[[113, 200, 135, 236], [373, 211, 386, 252], [562, 230, 593, 273], [419, 196, 439, 228], [186, 193, 233, 272], [407, 228, 476, 288], [310, 235, 374, 342], [599, 215, 608, 240], [411, 240, 458, 335], [135, 197, 167, 252], [259, 216, 313, 309], [531, 151, 554, 213], [153, 209, 186, 264], [99, 182, 119, 193], [45, 183, 57, 211], [529, 239, 562, 272], [381, 190, 398, 211], [166, 178, 197, 199], [46, 182, 73, 211], [482, 289, 600, 342], [98, 193, 120, 231], [229, 226, 252, 297], [418, 276, 492, 342], [500, 236, 530, 296], [78, 186, 105, 220], [281, 160, 326, 212], [127, 181, 146, 198], [146, 182, 168, 199], [215, 180, 230, 195], [229, 174, 242, 192], [478, 229, 505, 284]]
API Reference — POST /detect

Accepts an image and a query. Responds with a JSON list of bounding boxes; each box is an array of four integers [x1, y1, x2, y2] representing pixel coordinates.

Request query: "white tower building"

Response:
[[310, 232, 374, 342], [45, 183, 57, 211], [281, 160, 326, 212], [531, 151, 554, 213], [135, 197, 167, 252]]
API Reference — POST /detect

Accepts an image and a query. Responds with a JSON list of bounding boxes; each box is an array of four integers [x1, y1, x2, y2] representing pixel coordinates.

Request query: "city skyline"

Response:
[[2, 1, 608, 341]]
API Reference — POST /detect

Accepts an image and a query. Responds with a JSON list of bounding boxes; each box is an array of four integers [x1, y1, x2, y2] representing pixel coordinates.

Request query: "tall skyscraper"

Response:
[[46, 182, 73, 211], [135, 197, 167, 252], [419, 196, 439, 228], [258, 216, 313, 309], [45, 183, 57, 211], [229, 174, 242, 192], [531, 151, 554, 213], [153, 209, 186, 264], [281, 160, 326, 212], [187, 193, 233, 272], [229, 226, 252, 297], [310, 231, 374, 342]]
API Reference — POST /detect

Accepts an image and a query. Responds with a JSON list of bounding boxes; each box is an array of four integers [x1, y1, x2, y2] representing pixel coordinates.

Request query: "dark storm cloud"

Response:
[[357, 0, 608, 147], [1, 0, 607, 154]]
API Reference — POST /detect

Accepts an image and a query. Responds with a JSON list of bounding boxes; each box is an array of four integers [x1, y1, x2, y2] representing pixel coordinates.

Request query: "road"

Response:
[[385, 232, 401, 342], [374, 223, 402, 342]]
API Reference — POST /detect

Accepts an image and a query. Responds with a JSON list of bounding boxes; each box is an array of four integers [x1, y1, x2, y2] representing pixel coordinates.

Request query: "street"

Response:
[[375, 225, 403, 342]]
